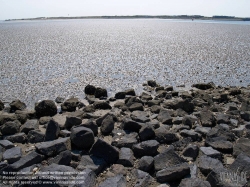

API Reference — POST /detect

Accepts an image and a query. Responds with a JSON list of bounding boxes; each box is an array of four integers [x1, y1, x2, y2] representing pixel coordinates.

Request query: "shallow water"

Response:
[[0, 19, 250, 107]]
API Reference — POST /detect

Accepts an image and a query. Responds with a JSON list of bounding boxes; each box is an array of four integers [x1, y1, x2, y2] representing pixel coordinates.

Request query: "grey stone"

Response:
[[156, 163, 190, 183], [99, 174, 126, 187], [3, 147, 22, 164], [112, 132, 138, 148], [182, 115, 198, 127], [93, 101, 111, 110], [101, 115, 115, 135], [157, 109, 172, 124], [206, 137, 233, 153], [10, 151, 43, 171], [194, 126, 211, 136], [1, 120, 21, 135], [117, 147, 134, 167], [77, 155, 107, 175], [179, 178, 211, 187], [4, 133, 27, 143], [154, 146, 185, 171], [60, 129, 71, 137], [70, 168, 96, 187], [129, 103, 144, 111], [94, 87, 107, 98], [81, 119, 98, 136], [52, 114, 67, 129], [70, 126, 94, 149], [45, 119, 60, 141], [198, 155, 224, 175], [20, 119, 39, 134], [9, 99, 26, 112], [90, 138, 119, 164], [200, 146, 222, 160], [180, 129, 202, 141], [61, 98, 79, 112], [27, 130, 45, 143], [233, 137, 250, 157], [131, 111, 150, 123], [65, 116, 82, 130], [200, 110, 216, 127], [154, 126, 178, 144], [35, 100, 57, 117], [0, 113, 17, 126], [35, 137, 71, 157], [138, 156, 154, 172], [0, 140, 14, 149], [132, 140, 159, 157], [48, 150, 72, 166], [39, 116, 52, 126], [133, 169, 154, 187], [182, 144, 199, 160], [139, 125, 155, 141], [122, 118, 142, 132]]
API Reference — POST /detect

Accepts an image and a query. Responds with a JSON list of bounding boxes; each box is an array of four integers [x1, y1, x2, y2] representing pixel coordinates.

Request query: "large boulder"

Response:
[[9, 99, 26, 112], [1, 120, 21, 135], [35, 100, 57, 117], [70, 126, 95, 149]]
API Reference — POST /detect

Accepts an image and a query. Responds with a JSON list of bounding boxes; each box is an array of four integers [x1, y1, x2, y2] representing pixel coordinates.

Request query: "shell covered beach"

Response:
[[0, 19, 250, 107]]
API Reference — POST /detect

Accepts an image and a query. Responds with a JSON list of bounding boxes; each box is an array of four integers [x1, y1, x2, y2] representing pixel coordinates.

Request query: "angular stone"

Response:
[[70, 126, 94, 149], [35, 137, 71, 157], [10, 151, 43, 171], [48, 150, 71, 166], [90, 138, 119, 164], [129, 103, 144, 111], [99, 174, 126, 187], [154, 146, 185, 171], [0, 140, 14, 149], [154, 126, 178, 144], [150, 105, 162, 113], [179, 178, 211, 187], [0, 113, 17, 126], [94, 87, 107, 98], [216, 113, 230, 124], [207, 125, 236, 141], [39, 116, 52, 126], [157, 109, 172, 124], [122, 118, 142, 132], [147, 80, 157, 87], [139, 125, 155, 141], [125, 89, 136, 96], [93, 101, 112, 110], [101, 115, 115, 135], [206, 137, 233, 153], [52, 114, 67, 129], [241, 111, 250, 121], [20, 119, 39, 134], [9, 99, 26, 112], [133, 169, 154, 187], [200, 146, 222, 160], [194, 126, 211, 136], [132, 140, 159, 157], [180, 129, 202, 141], [27, 130, 45, 143], [70, 168, 96, 187], [131, 111, 150, 123], [117, 147, 134, 167], [200, 110, 216, 127], [35, 100, 57, 117], [156, 163, 190, 183], [45, 119, 60, 141], [65, 116, 82, 130], [198, 155, 224, 175], [233, 138, 250, 157], [138, 156, 154, 172], [182, 144, 199, 160], [182, 115, 198, 127], [4, 133, 27, 143], [229, 153, 250, 175], [3, 147, 22, 164], [77, 155, 107, 175], [61, 98, 79, 112], [1, 120, 21, 135], [115, 91, 126, 99], [112, 132, 138, 148], [60, 129, 71, 137]]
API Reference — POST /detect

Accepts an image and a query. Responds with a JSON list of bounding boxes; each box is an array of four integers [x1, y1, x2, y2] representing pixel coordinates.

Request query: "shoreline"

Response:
[[0, 81, 250, 186], [5, 15, 250, 22]]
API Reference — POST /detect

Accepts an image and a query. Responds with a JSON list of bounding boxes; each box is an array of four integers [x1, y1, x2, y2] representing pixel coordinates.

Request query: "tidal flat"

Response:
[[0, 19, 250, 107]]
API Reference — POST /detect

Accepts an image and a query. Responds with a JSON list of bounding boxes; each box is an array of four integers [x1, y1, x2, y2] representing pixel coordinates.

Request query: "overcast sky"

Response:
[[0, 0, 250, 20]]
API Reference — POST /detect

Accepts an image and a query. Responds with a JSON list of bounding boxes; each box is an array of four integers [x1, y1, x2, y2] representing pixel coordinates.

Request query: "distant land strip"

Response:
[[5, 15, 250, 21]]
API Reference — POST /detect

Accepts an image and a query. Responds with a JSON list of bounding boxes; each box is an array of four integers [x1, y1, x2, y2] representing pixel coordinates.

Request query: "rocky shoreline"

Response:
[[0, 81, 250, 187]]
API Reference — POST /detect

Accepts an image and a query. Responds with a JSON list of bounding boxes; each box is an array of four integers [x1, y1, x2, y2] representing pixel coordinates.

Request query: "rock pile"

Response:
[[0, 81, 250, 187]]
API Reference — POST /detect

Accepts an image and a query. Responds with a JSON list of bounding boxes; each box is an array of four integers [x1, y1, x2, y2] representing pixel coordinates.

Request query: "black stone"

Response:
[[35, 100, 57, 117], [48, 150, 71, 166], [27, 130, 45, 143], [94, 87, 107, 98], [99, 174, 126, 187], [85, 84, 96, 95], [1, 120, 21, 135], [101, 115, 115, 135], [70, 126, 94, 149], [138, 156, 154, 172], [9, 99, 26, 112], [20, 119, 39, 134], [117, 147, 134, 167], [132, 140, 159, 157], [45, 119, 60, 141], [198, 155, 224, 175]]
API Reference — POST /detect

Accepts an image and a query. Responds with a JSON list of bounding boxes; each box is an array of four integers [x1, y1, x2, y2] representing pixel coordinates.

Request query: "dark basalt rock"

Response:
[[122, 118, 143, 132], [27, 130, 45, 143], [35, 137, 71, 157], [0, 100, 4, 110], [1, 120, 21, 135], [99, 174, 126, 187], [5, 133, 27, 143], [90, 138, 119, 164], [132, 169, 154, 187], [85, 84, 96, 95], [70, 126, 95, 149], [9, 99, 26, 112], [157, 109, 173, 124], [20, 119, 39, 134], [117, 147, 134, 167], [131, 111, 150, 123], [3, 147, 22, 164], [35, 100, 57, 117], [199, 110, 216, 127], [71, 168, 96, 187], [198, 155, 224, 175], [115, 91, 126, 99], [81, 119, 98, 136], [61, 98, 80, 112], [112, 131, 138, 148], [77, 155, 107, 175], [233, 137, 250, 157], [182, 144, 199, 160], [0, 113, 17, 126], [101, 114, 115, 135], [125, 89, 136, 96], [154, 146, 185, 171], [0, 140, 14, 149], [199, 146, 222, 160], [154, 126, 178, 144], [192, 83, 214, 90], [147, 80, 157, 87], [179, 178, 211, 187], [137, 156, 154, 172], [132, 140, 159, 157], [129, 102, 144, 111], [65, 115, 82, 130], [156, 163, 190, 183], [93, 101, 112, 110], [94, 87, 107, 98], [205, 137, 233, 153], [180, 129, 202, 141], [45, 119, 60, 141]]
